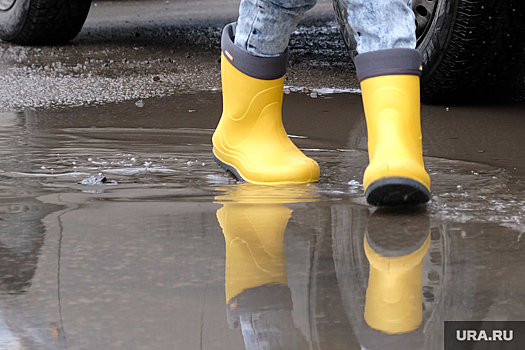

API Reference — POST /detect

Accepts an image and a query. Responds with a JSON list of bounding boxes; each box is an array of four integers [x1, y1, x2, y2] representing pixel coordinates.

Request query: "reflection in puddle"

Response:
[[351, 208, 437, 349], [364, 209, 431, 336], [216, 184, 315, 350], [0, 93, 523, 349], [0, 198, 65, 350]]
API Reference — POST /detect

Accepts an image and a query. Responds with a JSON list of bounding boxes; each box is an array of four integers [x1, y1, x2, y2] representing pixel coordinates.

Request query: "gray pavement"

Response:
[[0, 0, 356, 111]]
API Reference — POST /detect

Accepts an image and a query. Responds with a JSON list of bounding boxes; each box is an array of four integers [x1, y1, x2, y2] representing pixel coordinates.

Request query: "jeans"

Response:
[[235, 0, 416, 57]]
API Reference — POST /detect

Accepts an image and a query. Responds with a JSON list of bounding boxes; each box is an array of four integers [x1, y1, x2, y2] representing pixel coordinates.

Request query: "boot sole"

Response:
[[212, 152, 246, 182], [365, 177, 430, 206]]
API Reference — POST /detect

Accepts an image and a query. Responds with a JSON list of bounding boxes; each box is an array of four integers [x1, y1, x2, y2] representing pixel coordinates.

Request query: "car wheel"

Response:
[[333, 0, 525, 103], [0, 0, 92, 45]]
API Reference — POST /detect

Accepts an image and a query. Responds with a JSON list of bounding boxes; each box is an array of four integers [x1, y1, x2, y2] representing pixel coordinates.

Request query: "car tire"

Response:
[[333, 0, 525, 103], [0, 0, 92, 45]]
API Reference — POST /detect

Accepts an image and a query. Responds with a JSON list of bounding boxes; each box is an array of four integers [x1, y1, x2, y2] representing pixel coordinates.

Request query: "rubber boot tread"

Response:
[[365, 177, 430, 206]]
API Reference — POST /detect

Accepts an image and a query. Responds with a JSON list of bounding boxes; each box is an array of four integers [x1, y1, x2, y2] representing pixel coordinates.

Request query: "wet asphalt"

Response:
[[1, 1, 525, 350], [0, 0, 353, 111]]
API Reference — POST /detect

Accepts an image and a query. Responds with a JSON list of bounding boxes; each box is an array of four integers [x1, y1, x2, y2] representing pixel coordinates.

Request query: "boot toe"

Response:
[[260, 157, 320, 184], [365, 177, 430, 206]]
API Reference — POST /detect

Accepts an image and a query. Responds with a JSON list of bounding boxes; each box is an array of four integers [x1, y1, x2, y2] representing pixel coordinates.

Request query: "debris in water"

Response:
[[81, 173, 107, 185], [153, 76, 161, 82], [348, 180, 363, 187], [135, 100, 144, 107]]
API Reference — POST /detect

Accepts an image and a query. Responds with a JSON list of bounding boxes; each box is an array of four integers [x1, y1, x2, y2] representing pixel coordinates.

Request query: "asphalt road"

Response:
[[0, 0, 357, 111]]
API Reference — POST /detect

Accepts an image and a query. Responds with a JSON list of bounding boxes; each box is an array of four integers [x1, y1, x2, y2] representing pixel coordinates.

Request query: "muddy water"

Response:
[[0, 91, 524, 350]]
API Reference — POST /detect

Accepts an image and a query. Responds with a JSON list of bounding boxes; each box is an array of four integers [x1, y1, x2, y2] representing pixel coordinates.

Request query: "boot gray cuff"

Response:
[[354, 48, 422, 82], [222, 23, 289, 80]]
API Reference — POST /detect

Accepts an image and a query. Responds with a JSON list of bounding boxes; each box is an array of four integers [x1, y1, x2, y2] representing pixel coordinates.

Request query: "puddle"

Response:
[[0, 91, 524, 349]]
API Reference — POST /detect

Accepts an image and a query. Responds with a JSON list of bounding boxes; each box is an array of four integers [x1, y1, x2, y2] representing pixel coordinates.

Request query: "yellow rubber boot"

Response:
[[355, 49, 430, 206], [212, 23, 320, 184]]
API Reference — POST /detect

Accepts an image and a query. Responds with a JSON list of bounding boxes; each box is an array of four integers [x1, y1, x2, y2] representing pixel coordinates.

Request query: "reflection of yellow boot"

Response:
[[364, 235, 430, 334], [355, 49, 430, 206], [218, 202, 290, 303], [215, 183, 318, 303], [212, 23, 320, 184], [216, 185, 312, 349], [363, 208, 430, 335]]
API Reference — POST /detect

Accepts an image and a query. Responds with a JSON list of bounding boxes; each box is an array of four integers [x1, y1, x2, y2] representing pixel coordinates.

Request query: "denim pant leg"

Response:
[[235, 0, 317, 57], [344, 0, 416, 53], [234, 0, 415, 57]]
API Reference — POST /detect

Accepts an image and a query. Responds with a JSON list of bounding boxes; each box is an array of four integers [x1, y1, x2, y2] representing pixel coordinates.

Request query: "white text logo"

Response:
[[456, 330, 513, 342]]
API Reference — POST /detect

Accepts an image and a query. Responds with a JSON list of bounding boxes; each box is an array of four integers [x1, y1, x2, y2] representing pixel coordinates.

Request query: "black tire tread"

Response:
[[421, 0, 525, 103], [10, 0, 91, 45], [333, 0, 525, 103]]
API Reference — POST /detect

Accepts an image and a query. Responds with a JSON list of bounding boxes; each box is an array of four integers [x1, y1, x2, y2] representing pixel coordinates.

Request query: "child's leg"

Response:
[[346, 0, 431, 206], [235, 0, 317, 57], [345, 0, 416, 53]]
